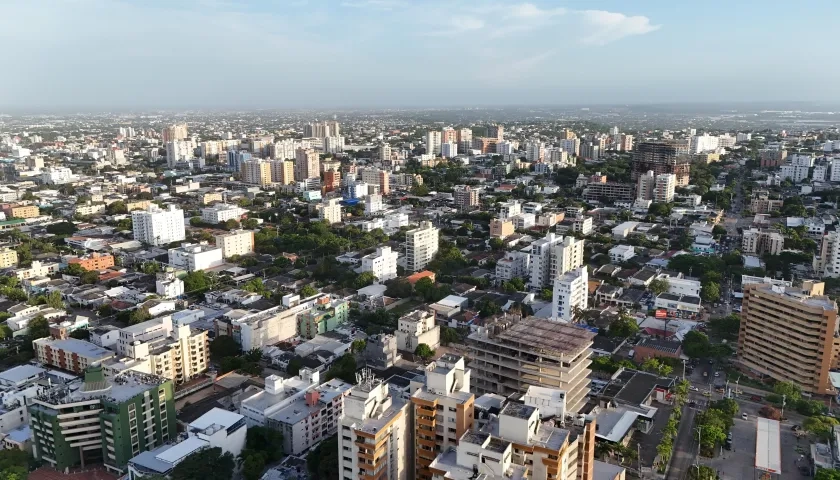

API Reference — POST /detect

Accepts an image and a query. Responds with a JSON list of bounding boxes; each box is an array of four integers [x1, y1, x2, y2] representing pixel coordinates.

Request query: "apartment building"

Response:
[[33, 337, 116, 374], [582, 182, 635, 202], [119, 322, 210, 385], [750, 192, 784, 214], [316, 197, 343, 224], [269, 159, 295, 185], [364, 193, 383, 215], [572, 216, 594, 235], [529, 234, 584, 289], [411, 355, 475, 480], [67, 253, 114, 271], [296, 297, 350, 340], [215, 229, 254, 258], [29, 367, 176, 473], [495, 251, 530, 284], [360, 246, 398, 281], [132, 205, 186, 247], [294, 148, 320, 181], [168, 243, 224, 272], [490, 218, 514, 239], [406, 221, 439, 272], [428, 402, 596, 480], [337, 372, 411, 480], [739, 281, 839, 395], [0, 247, 18, 268], [201, 192, 224, 205], [1, 204, 39, 219], [654, 173, 676, 203], [631, 141, 691, 186], [468, 317, 594, 413], [741, 228, 784, 256], [201, 203, 247, 224], [453, 185, 479, 212], [552, 266, 589, 323], [397, 309, 441, 352], [240, 160, 271, 186], [360, 168, 390, 194]]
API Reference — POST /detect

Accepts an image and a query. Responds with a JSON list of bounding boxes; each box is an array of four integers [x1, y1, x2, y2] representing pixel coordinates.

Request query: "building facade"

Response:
[[406, 221, 439, 272], [132, 205, 186, 247]]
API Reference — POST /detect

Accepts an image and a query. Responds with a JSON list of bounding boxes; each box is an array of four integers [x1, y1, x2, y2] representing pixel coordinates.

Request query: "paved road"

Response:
[[666, 404, 696, 480]]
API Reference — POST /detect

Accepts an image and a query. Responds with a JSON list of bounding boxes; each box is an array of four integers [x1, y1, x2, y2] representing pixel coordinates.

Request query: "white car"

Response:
[[689, 386, 699, 392], [714, 372, 720, 377], [742, 413, 749, 420]]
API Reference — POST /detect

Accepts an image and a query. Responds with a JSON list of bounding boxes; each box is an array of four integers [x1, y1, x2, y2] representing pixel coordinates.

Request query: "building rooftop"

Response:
[[38, 338, 115, 361], [500, 402, 537, 420], [475, 317, 595, 357], [0, 364, 45, 386], [188, 407, 244, 431], [600, 369, 673, 407]]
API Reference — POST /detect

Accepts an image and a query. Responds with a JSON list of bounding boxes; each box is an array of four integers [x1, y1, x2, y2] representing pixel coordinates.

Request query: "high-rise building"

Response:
[[316, 197, 343, 224], [441, 126, 457, 144], [364, 193, 383, 215], [440, 142, 457, 158], [215, 229, 255, 258], [269, 139, 297, 160], [406, 221, 439, 272], [631, 141, 691, 186], [457, 128, 473, 153], [240, 160, 271, 186], [620, 133, 635, 152], [426, 131, 442, 156], [303, 121, 337, 138], [269, 159, 295, 185], [579, 142, 600, 160], [337, 372, 411, 480], [525, 140, 545, 162], [165, 140, 192, 167], [294, 148, 320, 181], [411, 354, 474, 480], [162, 123, 188, 142], [323, 136, 345, 154], [29, 367, 176, 473], [227, 150, 251, 172], [528, 233, 584, 289], [560, 138, 581, 156], [654, 173, 676, 203], [360, 246, 398, 281], [452, 185, 479, 212], [741, 228, 784, 256], [487, 124, 504, 140], [360, 168, 390, 194], [378, 144, 391, 161], [636, 170, 655, 200], [323, 170, 341, 192], [816, 232, 840, 278], [739, 281, 839, 395], [552, 266, 589, 322], [467, 317, 595, 412], [132, 205, 186, 246]]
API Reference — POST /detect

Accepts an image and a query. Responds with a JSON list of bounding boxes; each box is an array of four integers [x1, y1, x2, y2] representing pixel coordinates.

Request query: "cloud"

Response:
[[421, 16, 485, 37], [340, 0, 406, 11], [578, 10, 660, 45], [507, 3, 565, 18]]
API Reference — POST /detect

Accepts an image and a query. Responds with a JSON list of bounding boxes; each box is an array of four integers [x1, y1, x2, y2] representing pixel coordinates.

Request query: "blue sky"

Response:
[[1, 0, 838, 109]]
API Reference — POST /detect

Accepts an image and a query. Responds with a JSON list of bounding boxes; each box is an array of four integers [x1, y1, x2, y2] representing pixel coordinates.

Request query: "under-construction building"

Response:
[[631, 141, 691, 187]]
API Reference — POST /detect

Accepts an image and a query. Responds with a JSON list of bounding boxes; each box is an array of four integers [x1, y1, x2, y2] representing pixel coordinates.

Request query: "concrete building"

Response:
[[490, 218, 514, 239], [741, 228, 784, 256], [269, 159, 295, 185], [364, 193, 383, 215], [468, 317, 595, 413], [609, 245, 636, 263], [440, 142, 457, 158], [528, 234, 584, 289], [0, 246, 18, 268], [165, 140, 192, 166], [67, 253, 115, 272], [294, 148, 320, 181], [396, 309, 440, 353], [13, 260, 60, 280], [132, 205, 186, 247], [738, 281, 839, 395], [495, 251, 530, 284], [654, 173, 676, 203], [453, 185, 479, 212], [168, 243, 223, 272], [552, 266, 589, 323], [200, 203, 247, 224], [337, 372, 411, 480], [214, 229, 254, 258], [33, 338, 115, 373], [360, 246, 398, 281], [582, 182, 635, 203], [296, 297, 350, 340], [240, 160, 271, 186], [406, 221, 439, 272], [316, 197, 343, 224], [29, 367, 176, 474], [155, 270, 184, 299], [631, 141, 691, 186], [750, 192, 783, 214], [636, 170, 655, 201], [1, 204, 39, 219], [572, 216, 594, 235], [412, 354, 475, 480], [426, 131, 442, 156]]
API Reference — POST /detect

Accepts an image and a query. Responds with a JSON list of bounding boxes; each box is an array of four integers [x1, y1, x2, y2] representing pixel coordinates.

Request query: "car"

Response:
[[689, 401, 697, 407], [689, 386, 699, 392], [714, 372, 720, 377], [708, 359, 714, 364], [750, 395, 762, 402], [742, 413, 749, 420], [792, 425, 801, 431], [702, 391, 712, 397]]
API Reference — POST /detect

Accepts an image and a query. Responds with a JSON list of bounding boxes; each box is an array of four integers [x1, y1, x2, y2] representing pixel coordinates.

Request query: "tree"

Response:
[[46, 290, 64, 309], [27, 316, 50, 340], [759, 405, 781, 420], [80, 270, 99, 284], [183, 270, 212, 294], [440, 327, 460, 346], [0, 449, 29, 480], [796, 399, 827, 416], [129, 307, 152, 325], [384, 278, 413, 298], [141, 262, 160, 275], [63, 263, 87, 277], [170, 447, 235, 480], [815, 469, 840, 480], [489, 237, 504, 251], [286, 357, 303, 376], [803, 416, 839, 440], [69, 329, 91, 340], [609, 313, 639, 338], [414, 277, 435, 300], [190, 216, 203, 227], [242, 218, 260, 229], [0, 325, 12, 340], [773, 381, 802, 403], [242, 454, 265, 480], [415, 343, 435, 362], [244, 426, 284, 463], [352, 272, 377, 289], [105, 201, 127, 215], [351, 339, 366, 353], [710, 398, 739, 417], [641, 358, 673, 377], [46, 221, 77, 236], [700, 282, 720, 303], [210, 335, 241, 359], [223, 219, 240, 230], [648, 278, 670, 295], [687, 465, 717, 480], [682, 331, 711, 358], [300, 284, 318, 298], [307, 435, 339, 480], [325, 354, 357, 383], [477, 299, 501, 318]]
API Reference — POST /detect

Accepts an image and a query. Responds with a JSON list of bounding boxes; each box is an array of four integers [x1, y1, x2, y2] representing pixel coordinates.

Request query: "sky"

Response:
[[2, 0, 839, 110]]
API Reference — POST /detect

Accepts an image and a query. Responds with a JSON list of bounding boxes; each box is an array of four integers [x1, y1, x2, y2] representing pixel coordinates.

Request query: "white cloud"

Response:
[[421, 16, 485, 36], [340, 0, 406, 11], [578, 10, 660, 45], [507, 3, 565, 18]]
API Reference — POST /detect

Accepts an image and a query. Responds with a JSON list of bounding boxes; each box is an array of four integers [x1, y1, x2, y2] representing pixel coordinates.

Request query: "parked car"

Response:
[[742, 413, 749, 420], [750, 395, 762, 402]]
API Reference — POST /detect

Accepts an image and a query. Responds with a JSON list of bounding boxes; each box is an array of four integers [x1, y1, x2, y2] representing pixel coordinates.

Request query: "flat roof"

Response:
[[492, 317, 595, 357], [755, 417, 781, 474], [189, 407, 244, 431], [0, 364, 45, 386]]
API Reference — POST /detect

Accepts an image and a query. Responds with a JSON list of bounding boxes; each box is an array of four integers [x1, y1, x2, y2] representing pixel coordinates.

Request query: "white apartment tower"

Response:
[[654, 173, 676, 203], [132, 205, 186, 246], [529, 234, 585, 289], [440, 142, 457, 158], [364, 193, 383, 215], [360, 246, 398, 281], [426, 131, 442, 156], [406, 221, 439, 272], [636, 170, 655, 200], [552, 266, 589, 322], [316, 197, 343, 224], [240, 160, 271, 186]]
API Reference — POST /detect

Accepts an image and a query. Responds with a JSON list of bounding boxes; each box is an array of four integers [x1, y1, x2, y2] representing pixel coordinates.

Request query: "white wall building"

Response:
[[426, 131, 442, 155], [132, 204, 186, 246], [155, 270, 184, 299], [609, 245, 636, 263], [405, 221, 439, 272], [215, 229, 254, 258], [201, 203, 247, 224], [166, 140, 193, 166], [495, 251, 530, 284], [364, 194, 383, 215], [168, 243, 224, 272], [396, 310, 440, 352], [779, 164, 809, 183], [316, 197, 343, 224], [830, 158, 840, 182], [41, 167, 76, 185], [440, 142, 457, 158], [528, 234, 584, 289], [654, 173, 676, 203], [552, 266, 588, 322], [360, 246, 398, 282]]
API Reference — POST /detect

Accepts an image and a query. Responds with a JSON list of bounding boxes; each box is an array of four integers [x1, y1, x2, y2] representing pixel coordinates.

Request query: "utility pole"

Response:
[[782, 394, 787, 419], [682, 358, 687, 381]]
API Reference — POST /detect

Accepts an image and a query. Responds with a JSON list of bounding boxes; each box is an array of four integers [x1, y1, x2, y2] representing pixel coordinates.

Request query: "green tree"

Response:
[[414, 277, 435, 300], [223, 219, 240, 230], [141, 262, 161, 275], [351, 339, 367, 353], [170, 447, 234, 480], [80, 270, 99, 284], [306, 435, 339, 480], [183, 271, 212, 294], [700, 282, 720, 303], [641, 358, 673, 377], [63, 263, 87, 277], [815, 469, 840, 480], [242, 218, 260, 229], [210, 335, 241, 359], [0, 449, 29, 480], [414, 343, 435, 362], [489, 237, 505, 251], [300, 284, 318, 297], [244, 426, 284, 463], [27, 316, 50, 340], [286, 357, 303, 376], [105, 201, 127, 215], [69, 329, 91, 340], [773, 381, 802, 403], [352, 272, 377, 289], [384, 278, 413, 298], [710, 398, 739, 417], [242, 454, 265, 480], [648, 278, 670, 295], [0, 325, 12, 340], [803, 416, 839, 441], [440, 327, 460, 346], [190, 216, 203, 227], [129, 307, 152, 325], [46, 221, 77, 236], [687, 465, 718, 480], [609, 312, 639, 338], [325, 354, 357, 383], [682, 331, 711, 358], [46, 290, 64, 309]]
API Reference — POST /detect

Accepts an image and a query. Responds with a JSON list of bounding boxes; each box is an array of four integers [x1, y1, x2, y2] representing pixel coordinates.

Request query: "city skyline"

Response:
[[3, 0, 840, 109]]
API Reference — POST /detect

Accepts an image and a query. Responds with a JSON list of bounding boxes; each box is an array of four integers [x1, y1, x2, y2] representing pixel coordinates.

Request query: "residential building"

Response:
[[200, 203, 247, 224], [215, 229, 254, 258], [120, 322, 210, 385], [240, 160, 271, 186], [453, 185, 479, 212], [457, 128, 473, 153], [294, 148, 320, 181], [41, 167, 76, 185], [226, 150, 251, 172], [337, 373, 411, 480], [631, 141, 691, 186], [739, 281, 839, 395], [296, 297, 350, 339], [1, 204, 39, 219], [269, 159, 295, 185], [29, 367, 176, 473], [412, 355, 475, 480], [396, 309, 440, 352], [162, 123, 188, 142], [426, 131, 442, 156], [582, 182, 635, 202], [440, 142, 457, 158], [316, 197, 343, 224], [609, 245, 636, 263], [165, 140, 192, 166], [360, 168, 390, 194], [750, 192, 783, 214], [654, 173, 676, 203], [780, 164, 809, 183], [620, 133, 634, 152], [132, 205, 186, 247], [525, 140, 545, 162], [487, 124, 504, 140], [364, 194, 383, 215], [636, 170, 655, 200], [498, 200, 522, 219], [760, 149, 788, 168], [323, 136, 345, 154], [406, 221, 439, 272], [572, 216, 594, 235], [552, 266, 589, 323], [155, 270, 184, 299], [468, 317, 595, 412], [0, 247, 18, 268], [441, 127, 457, 144], [168, 243, 224, 272], [360, 246, 398, 281], [741, 228, 784, 255], [832, 158, 840, 182], [14, 260, 60, 280], [33, 337, 115, 373], [67, 253, 114, 272], [528, 233, 584, 289], [427, 401, 597, 480], [495, 251, 530, 284], [490, 218, 514, 238], [580, 142, 600, 161], [560, 138, 581, 156]]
